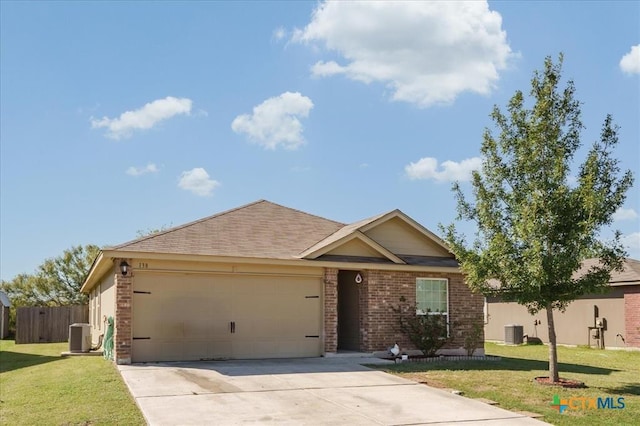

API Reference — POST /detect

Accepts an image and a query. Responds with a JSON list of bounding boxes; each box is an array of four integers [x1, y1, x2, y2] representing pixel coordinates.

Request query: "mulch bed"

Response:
[[390, 355, 502, 363], [534, 376, 586, 388]]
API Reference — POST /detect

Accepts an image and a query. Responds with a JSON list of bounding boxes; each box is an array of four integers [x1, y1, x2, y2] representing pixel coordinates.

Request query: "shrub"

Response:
[[393, 297, 453, 357], [464, 322, 484, 356]]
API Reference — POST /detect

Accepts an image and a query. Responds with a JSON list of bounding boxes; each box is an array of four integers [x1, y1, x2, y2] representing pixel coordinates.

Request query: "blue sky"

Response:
[[1, 1, 638, 281]]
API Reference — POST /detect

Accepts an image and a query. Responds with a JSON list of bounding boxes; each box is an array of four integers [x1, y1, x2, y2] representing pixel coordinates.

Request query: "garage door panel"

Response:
[[160, 342, 185, 361], [132, 273, 322, 362], [133, 295, 156, 338], [183, 341, 212, 360], [299, 339, 321, 356], [132, 339, 156, 362]]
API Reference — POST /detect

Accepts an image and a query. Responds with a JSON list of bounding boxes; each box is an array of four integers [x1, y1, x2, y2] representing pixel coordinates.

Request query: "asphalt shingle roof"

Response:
[[577, 258, 640, 286], [111, 200, 345, 259], [486, 257, 640, 289]]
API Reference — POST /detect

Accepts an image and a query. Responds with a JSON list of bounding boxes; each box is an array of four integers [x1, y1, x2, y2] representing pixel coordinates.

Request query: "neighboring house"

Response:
[[0, 290, 10, 339], [81, 200, 484, 364], [484, 258, 640, 349]]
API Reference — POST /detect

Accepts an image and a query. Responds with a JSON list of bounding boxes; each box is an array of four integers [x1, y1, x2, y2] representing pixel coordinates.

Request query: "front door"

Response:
[[338, 270, 360, 351]]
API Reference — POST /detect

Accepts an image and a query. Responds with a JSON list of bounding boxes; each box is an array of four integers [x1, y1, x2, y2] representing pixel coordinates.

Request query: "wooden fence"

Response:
[[16, 305, 88, 344]]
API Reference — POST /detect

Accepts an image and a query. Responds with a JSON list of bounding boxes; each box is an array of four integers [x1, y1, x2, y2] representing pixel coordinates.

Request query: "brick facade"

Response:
[[363, 270, 483, 353], [624, 286, 640, 348], [114, 259, 132, 364], [324, 268, 338, 353], [112, 262, 485, 361], [325, 268, 484, 355]]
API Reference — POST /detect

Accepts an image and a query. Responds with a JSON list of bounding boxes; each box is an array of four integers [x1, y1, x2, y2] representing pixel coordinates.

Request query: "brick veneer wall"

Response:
[[624, 286, 640, 348], [114, 259, 132, 364], [324, 268, 338, 353], [357, 269, 483, 353]]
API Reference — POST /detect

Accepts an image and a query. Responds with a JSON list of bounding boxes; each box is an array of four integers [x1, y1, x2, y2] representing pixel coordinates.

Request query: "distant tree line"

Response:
[[0, 244, 100, 334]]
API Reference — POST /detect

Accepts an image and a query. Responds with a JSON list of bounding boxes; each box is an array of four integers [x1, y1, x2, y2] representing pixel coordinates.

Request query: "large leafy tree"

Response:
[[1, 244, 100, 307], [442, 55, 634, 383]]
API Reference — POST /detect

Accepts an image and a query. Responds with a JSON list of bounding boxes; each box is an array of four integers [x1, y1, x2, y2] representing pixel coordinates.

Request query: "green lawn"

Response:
[[378, 342, 639, 425], [2, 340, 637, 425], [0, 340, 145, 425]]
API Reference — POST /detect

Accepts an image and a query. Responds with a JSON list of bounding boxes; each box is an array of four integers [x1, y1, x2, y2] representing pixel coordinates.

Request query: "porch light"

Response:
[[119, 260, 130, 276], [355, 273, 363, 284]]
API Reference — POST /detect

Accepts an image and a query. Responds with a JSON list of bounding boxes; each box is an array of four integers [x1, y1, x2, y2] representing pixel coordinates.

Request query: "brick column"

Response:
[[624, 287, 640, 348], [359, 270, 369, 351], [114, 259, 133, 364], [324, 268, 338, 353]]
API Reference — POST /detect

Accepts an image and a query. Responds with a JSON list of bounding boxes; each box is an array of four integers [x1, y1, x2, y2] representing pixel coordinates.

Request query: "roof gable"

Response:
[[324, 238, 388, 258], [300, 209, 452, 261], [362, 214, 451, 257], [299, 231, 405, 264]]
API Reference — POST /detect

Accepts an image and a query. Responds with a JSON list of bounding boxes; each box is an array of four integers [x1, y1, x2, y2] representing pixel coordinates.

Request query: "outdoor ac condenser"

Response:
[[69, 323, 91, 353], [504, 324, 524, 345]]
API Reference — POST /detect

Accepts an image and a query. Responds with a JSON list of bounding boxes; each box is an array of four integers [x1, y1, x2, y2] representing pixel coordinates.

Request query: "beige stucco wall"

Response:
[[364, 217, 450, 257], [326, 239, 386, 258], [485, 288, 627, 348], [89, 266, 115, 345]]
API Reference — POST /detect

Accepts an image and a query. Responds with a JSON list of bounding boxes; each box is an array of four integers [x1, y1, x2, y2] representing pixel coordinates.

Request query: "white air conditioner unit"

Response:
[[69, 323, 91, 353]]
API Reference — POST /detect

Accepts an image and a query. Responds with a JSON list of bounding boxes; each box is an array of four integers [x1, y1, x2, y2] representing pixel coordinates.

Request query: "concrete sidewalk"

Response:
[[119, 357, 547, 425]]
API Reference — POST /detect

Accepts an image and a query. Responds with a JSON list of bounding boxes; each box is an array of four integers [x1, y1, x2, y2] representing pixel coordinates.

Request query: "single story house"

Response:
[[0, 290, 10, 339], [484, 258, 640, 349], [81, 200, 484, 364]]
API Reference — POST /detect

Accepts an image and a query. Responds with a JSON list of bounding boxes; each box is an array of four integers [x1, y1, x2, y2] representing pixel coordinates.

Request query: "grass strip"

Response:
[[0, 340, 145, 425], [377, 342, 639, 425]]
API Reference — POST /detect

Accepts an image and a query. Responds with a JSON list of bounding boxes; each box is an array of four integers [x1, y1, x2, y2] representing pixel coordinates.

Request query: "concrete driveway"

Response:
[[119, 357, 546, 425]]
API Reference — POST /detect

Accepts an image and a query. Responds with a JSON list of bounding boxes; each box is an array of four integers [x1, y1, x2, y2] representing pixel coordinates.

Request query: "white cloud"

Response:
[[620, 45, 640, 75], [622, 232, 640, 251], [272, 26, 286, 42], [126, 163, 159, 176], [613, 207, 638, 222], [292, 1, 512, 107], [91, 96, 192, 139], [231, 92, 314, 150], [178, 168, 220, 197], [405, 157, 482, 182]]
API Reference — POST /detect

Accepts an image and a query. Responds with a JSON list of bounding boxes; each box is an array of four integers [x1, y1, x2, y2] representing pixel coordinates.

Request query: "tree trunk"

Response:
[[545, 304, 559, 382]]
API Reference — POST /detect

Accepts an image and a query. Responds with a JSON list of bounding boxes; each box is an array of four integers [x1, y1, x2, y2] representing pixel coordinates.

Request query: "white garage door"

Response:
[[131, 273, 322, 362]]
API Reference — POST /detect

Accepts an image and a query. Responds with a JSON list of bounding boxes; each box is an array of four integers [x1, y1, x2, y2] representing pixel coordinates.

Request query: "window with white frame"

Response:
[[96, 284, 101, 330], [416, 278, 448, 314], [416, 278, 449, 336], [91, 289, 96, 328], [90, 286, 102, 330], [483, 297, 489, 324]]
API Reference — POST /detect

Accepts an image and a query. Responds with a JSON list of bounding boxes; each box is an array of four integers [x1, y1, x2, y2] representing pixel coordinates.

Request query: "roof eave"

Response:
[[95, 250, 458, 273], [80, 252, 112, 293]]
